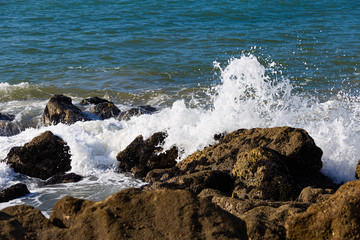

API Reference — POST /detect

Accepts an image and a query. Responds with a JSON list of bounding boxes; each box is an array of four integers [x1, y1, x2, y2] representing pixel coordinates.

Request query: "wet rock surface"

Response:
[[116, 132, 178, 178], [43, 95, 90, 126], [0, 184, 30, 203], [3, 131, 72, 180], [44, 173, 83, 185]]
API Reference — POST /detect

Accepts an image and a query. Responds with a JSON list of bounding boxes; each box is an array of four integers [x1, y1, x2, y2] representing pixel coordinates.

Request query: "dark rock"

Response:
[[0, 184, 30, 203], [92, 102, 121, 119], [47, 188, 247, 239], [0, 113, 15, 121], [297, 186, 334, 203], [0, 121, 20, 136], [44, 173, 83, 185], [4, 131, 72, 180], [145, 167, 178, 183], [43, 95, 90, 126], [177, 127, 323, 175], [286, 180, 360, 240], [147, 170, 234, 195], [80, 96, 110, 105], [0, 205, 55, 240], [116, 132, 178, 178], [355, 159, 360, 179], [118, 105, 157, 121]]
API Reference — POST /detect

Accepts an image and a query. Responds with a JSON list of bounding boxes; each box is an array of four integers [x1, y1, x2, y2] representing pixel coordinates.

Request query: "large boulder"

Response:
[[0, 183, 30, 203], [43, 95, 90, 126], [177, 127, 323, 175], [46, 188, 247, 239], [286, 180, 360, 239], [4, 131, 72, 180], [116, 132, 178, 178]]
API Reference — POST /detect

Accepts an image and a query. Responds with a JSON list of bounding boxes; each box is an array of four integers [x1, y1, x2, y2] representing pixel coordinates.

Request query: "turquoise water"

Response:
[[1, 1, 360, 213], [1, 0, 359, 99]]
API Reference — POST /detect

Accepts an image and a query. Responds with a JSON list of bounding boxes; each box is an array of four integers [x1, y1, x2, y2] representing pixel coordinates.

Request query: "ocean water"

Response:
[[1, 0, 360, 215]]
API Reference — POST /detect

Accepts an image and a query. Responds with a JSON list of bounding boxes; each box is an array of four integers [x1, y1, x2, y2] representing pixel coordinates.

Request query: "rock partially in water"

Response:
[[80, 96, 110, 105], [286, 180, 360, 240], [92, 102, 121, 120], [0, 113, 15, 121], [4, 131, 72, 180], [118, 105, 157, 121], [0, 121, 20, 136], [0, 184, 30, 203], [43, 95, 90, 126], [117, 132, 178, 178], [44, 173, 83, 185]]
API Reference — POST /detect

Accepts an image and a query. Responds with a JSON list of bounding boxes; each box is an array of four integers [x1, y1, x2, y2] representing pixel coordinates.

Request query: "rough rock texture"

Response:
[[44, 173, 83, 185], [4, 131, 72, 180], [0, 184, 30, 203], [286, 180, 360, 240], [296, 186, 334, 203], [147, 170, 234, 195], [355, 159, 360, 179], [43, 95, 90, 126], [0, 205, 54, 240], [177, 127, 323, 175], [118, 105, 157, 121], [92, 102, 121, 119], [117, 132, 178, 178], [46, 188, 247, 240]]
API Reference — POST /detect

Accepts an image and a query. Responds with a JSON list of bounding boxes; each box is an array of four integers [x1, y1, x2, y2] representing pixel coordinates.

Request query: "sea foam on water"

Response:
[[0, 54, 359, 212]]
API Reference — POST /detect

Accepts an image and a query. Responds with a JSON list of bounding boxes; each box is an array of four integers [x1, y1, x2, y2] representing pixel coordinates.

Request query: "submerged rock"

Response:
[[116, 132, 178, 178], [118, 105, 157, 121], [0, 113, 15, 121], [286, 180, 360, 240], [0, 121, 20, 136], [44, 173, 83, 185], [4, 131, 72, 180], [80, 96, 110, 105], [43, 95, 90, 126], [0, 183, 30, 203]]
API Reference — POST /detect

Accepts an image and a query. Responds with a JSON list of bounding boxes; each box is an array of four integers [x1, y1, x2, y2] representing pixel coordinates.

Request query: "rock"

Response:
[[286, 180, 360, 240], [44, 173, 83, 185], [47, 188, 247, 239], [0, 121, 20, 136], [4, 131, 72, 180], [0, 113, 15, 121], [116, 132, 178, 178], [43, 95, 90, 126], [0, 184, 30, 203], [92, 102, 121, 119], [118, 105, 157, 121], [0, 205, 55, 240], [147, 170, 234, 195], [177, 127, 323, 175], [355, 159, 360, 179], [231, 147, 297, 201], [80, 96, 110, 105], [297, 186, 334, 203]]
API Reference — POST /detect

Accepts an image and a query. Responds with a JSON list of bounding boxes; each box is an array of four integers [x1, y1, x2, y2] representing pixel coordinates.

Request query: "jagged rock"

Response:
[[118, 105, 157, 121], [147, 170, 234, 195], [177, 127, 323, 175], [297, 186, 334, 203], [0, 183, 30, 203], [46, 188, 247, 239], [43, 95, 90, 126], [286, 180, 360, 240], [44, 173, 83, 185], [92, 102, 121, 119], [355, 159, 360, 179], [80, 96, 110, 105], [4, 131, 72, 180], [0, 205, 55, 240], [0, 121, 20, 136], [116, 132, 178, 178], [0, 113, 15, 121]]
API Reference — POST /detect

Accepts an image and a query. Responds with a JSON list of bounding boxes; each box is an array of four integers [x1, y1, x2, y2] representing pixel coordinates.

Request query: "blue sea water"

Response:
[[0, 0, 360, 214]]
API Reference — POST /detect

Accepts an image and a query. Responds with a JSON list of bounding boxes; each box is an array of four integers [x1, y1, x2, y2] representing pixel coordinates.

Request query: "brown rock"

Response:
[[355, 159, 360, 179], [177, 127, 323, 175], [43, 95, 90, 126], [0, 183, 30, 203], [116, 132, 178, 178], [297, 186, 334, 203], [92, 102, 121, 119], [286, 180, 360, 240], [4, 131, 72, 180], [46, 188, 247, 239]]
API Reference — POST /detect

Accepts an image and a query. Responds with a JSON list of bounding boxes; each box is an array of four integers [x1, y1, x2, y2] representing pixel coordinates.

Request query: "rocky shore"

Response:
[[1, 95, 360, 239]]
